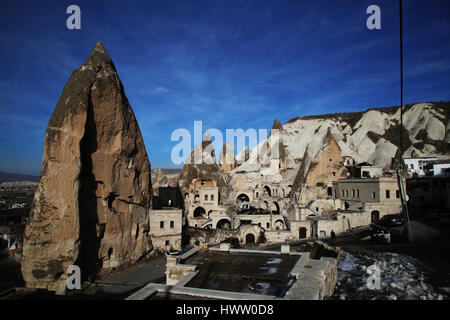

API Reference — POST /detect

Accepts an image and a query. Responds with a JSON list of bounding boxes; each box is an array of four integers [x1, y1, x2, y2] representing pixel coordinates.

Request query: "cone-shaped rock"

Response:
[[219, 142, 236, 173], [236, 146, 250, 165], [268, 118, 286, 168], [21, 42, 153, 293], [271, 118, 284, 131], [178, 134, 229, 204]]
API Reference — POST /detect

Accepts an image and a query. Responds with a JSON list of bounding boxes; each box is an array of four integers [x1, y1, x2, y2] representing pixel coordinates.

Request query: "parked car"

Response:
[[377, 214, 405, 228], [220, 237, 240, 248]]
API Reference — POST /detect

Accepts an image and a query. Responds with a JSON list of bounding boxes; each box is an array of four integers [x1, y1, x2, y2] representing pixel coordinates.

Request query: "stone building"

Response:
[[285, 176, 404, 241], [153, 186, 184, 209], [183, 174, 292, 244], [149, 208, 182, 251], [179, 126, 408, 245], [185, 179, 226, 229], [309, 210, 370, 239], [332, 177, 403, 223], [290, 176, 403, 239], [150, 186, 184, 251]]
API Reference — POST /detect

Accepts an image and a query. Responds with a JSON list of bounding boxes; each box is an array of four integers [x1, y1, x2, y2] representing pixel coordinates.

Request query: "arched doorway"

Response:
[[327, 187, 333, 196], [193, 207, 206, 218], [245, 233, 255, 244], [371, 210, 380, 223], [263, 186, 272, 197], [274, 219, 284, 230], [299, 227, 307, 239], [287, 185, 292, 197], [236, 193, 250, 208], [272, 201, 280, 214], [217, 219, 231, 229]]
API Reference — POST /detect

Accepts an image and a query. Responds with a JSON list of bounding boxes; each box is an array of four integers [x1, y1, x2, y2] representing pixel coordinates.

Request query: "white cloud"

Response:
[[152, 86, 170, 94]]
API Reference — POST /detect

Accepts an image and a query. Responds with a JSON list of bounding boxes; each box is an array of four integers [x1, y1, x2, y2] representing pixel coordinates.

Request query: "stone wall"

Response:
[[290, 221, 312, 239], [308, 199, 338, 215], [365, 202, 403, 218], [315, 211, 370, 238], [285, 243, 341, 300], [264, 230, 294, 243], [183, 224, 264, 246], [151, 235, 182, 252], [235, 214, 286, 231], [165, 256, 197, 285]]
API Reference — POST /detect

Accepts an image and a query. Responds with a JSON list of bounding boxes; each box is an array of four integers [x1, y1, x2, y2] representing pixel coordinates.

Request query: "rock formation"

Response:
[[233, 102, 449, 174], [219, 142, 236, 174], [271, 119, 287, 168], [291, 132, 347, 204], [236, 146, 250, 165], [271, 118, 284, 131], [21, 42, 153, 293], [178, 133, 230, 204], [151, 169, 167, 196]]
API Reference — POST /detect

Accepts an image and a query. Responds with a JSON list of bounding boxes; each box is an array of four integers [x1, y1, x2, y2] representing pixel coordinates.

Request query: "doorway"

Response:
[[299, 227, 307, 239], [245, 233, 255, 244], [371, 210, 380, 223]]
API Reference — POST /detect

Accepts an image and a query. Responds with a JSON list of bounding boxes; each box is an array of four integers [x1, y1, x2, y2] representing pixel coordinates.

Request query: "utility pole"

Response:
[[397, 0, 413, 242]]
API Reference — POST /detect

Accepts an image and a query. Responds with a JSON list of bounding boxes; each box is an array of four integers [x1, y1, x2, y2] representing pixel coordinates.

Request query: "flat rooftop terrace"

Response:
[[183, 251, 299, 297]]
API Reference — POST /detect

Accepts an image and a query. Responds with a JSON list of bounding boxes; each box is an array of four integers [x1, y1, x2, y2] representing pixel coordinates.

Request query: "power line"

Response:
[[398, 0, 412, 242], [399, 0, 403, 157]]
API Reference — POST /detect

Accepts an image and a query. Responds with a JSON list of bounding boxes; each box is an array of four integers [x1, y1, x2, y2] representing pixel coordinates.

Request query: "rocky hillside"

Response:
[[239, 102, 449, 171], [151, 168, 181, 193]]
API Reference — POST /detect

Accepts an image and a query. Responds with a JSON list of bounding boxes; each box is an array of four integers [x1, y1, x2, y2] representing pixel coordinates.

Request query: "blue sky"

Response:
[[0, 0, 449, 175]]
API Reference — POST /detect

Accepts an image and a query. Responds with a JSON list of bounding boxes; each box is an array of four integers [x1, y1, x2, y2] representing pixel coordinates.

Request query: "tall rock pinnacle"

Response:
[[219, 142, 236, 173], [21, 42, 153, 293], [271, 118, 283, 131]]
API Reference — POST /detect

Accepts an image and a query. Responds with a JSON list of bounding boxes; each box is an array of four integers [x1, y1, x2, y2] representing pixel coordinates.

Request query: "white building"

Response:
[[403, 157, 438, 176], [432, 161, 450, 177]]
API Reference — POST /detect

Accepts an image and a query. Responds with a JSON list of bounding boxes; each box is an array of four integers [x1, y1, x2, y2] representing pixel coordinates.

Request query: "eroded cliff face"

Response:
[[233, 102, 449, 175], [21, 42, 153, 293], [178, 134, 230, 204], [291, 134, 347, 205]]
